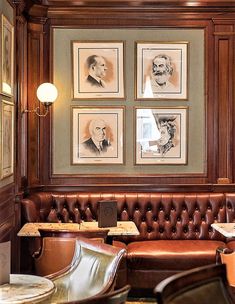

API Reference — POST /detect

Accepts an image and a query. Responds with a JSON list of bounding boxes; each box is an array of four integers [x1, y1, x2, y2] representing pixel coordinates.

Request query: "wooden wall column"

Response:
[[214, 19, 235, 184], [27, 16, 50, 186], [14, 0, 29, 272], [15, 1, 27, 189]]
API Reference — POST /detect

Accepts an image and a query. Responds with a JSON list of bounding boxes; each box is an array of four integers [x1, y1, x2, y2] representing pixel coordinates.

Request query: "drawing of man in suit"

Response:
[[82, 118, 111, 156], [86, 55, 108, 88]]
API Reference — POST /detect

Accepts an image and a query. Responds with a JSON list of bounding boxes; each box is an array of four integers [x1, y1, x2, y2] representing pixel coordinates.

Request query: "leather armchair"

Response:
[[33, 228, 110, 276], [216, 246, 235, 287], [44, 237, 126, 302], [33, 229, 110, 276]]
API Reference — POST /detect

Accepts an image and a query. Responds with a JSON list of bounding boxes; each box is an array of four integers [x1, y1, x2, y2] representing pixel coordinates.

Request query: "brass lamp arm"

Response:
[[22, 106, 49, 117]]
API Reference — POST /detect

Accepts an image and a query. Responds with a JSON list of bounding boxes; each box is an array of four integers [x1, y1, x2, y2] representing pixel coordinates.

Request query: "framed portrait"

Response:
[[1, 100, 14, 178], [1, 15, 14, 97], [135, 107, 188, 164], [135, 41, 188, 100], [72, 106, 124, 164], [72, 41, 125, 100]]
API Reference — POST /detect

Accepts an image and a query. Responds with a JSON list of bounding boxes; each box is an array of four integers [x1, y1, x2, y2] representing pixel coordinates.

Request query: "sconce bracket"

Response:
[[22, 106, 49, 117]]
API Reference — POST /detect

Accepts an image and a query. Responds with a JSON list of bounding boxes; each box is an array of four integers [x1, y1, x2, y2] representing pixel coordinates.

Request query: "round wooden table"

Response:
[[0, 274, 55, 303]]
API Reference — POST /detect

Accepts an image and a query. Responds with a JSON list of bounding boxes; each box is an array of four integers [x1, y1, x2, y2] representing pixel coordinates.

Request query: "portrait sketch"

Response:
[[135, 107, 187, 164], [1, 100, 14, 178], [136, 42, 188, 100], [1, 15, 14, 96], [72, 107, 124, 164], [72, 41, 125, 99]]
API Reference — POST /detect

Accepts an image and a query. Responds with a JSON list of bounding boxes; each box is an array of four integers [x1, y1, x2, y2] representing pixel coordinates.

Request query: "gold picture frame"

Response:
[[1, 15, 14, 97], [72, 40, 125, 100], [135, 107, 188, 164], [72, 106, 124, 164], [135, 41, 188, 100], [1, 99, 14, 178]]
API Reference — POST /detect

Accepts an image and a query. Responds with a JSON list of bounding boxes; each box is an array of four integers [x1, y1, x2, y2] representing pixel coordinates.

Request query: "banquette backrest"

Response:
[[21, 192, 235, 242]]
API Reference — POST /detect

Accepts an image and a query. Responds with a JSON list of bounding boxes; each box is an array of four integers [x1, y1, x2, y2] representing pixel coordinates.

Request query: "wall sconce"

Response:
[[22, 82, 58, 117]]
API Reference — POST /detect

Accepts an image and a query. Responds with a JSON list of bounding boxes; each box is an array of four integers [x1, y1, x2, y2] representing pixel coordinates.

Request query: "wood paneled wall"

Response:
[[14, 0, 235, 193], [0, 184, 20, 271], [0, 0, 19, 274]]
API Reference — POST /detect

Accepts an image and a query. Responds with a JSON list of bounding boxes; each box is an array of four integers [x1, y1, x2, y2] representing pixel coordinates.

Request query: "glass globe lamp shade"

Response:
[[36, 83, 58, 107]]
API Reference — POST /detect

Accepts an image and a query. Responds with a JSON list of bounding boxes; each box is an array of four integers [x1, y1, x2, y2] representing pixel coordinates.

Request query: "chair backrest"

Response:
[[38, 228, 109, 242], [217, 247, 235, 287], [34, 237, 76, 276], [59, 285, 131, 304], [34, 228, 110, 276], [46, 237, 126, 303], [154, 264, 234, 304]]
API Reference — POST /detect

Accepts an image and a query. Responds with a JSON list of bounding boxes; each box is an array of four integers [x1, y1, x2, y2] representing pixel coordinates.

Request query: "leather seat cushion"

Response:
[[113, 240, 127, 250], [127, 240, 226, 270]]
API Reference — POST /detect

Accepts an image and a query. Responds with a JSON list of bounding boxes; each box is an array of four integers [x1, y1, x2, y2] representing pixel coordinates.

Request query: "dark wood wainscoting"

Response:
[[0, 184, 20, 273]]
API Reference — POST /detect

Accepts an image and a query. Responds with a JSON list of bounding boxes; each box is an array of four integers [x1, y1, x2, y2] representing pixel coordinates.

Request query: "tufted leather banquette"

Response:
[[20, 192, 235, 296]]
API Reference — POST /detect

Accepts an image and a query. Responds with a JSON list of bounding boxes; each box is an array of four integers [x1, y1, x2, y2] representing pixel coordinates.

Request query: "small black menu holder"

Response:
[[98, 200, 117, 228]]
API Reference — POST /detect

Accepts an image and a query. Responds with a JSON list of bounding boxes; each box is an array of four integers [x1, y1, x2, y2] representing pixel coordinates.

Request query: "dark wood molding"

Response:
[[48, 175, 208, 186], [22, 1, 235, 23], [25, 183, 235, 193], [37, 0, 235, 9]]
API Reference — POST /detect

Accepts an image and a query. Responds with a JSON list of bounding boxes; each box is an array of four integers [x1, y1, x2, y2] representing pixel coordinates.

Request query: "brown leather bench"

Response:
[[20, 192, 235, 296]]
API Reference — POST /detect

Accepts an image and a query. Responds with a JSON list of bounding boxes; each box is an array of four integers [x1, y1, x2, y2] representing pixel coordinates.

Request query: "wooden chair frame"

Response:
[[154, 264, 234, 304]]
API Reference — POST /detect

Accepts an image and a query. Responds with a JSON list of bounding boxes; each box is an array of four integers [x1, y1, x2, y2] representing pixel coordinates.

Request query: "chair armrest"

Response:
[[216, 246, 234, 264], [21, 198, 40, 222], [217, 246, 233, 254]]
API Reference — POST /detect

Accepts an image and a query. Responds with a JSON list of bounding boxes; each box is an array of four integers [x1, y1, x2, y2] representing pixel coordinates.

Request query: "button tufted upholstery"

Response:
[[20, 192, 235, 296], [21, 192, 228, 240]]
